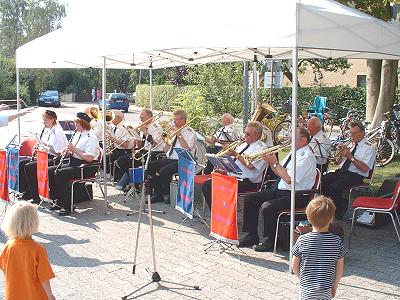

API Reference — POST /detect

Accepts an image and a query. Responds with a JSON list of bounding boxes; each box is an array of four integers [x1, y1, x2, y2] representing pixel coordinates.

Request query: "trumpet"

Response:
[[328, 140, 353, 160], [242, 140, 291, 164], [215, 139, 245, 157], [54, 129, 77, 174]]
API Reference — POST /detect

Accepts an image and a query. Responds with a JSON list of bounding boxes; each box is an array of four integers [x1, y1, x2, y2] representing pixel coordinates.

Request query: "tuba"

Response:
[[251, 101, 277, 122]]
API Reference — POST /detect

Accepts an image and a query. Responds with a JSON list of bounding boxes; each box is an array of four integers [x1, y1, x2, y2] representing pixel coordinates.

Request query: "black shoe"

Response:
[[253, 238, 274, 252], [238, 233, 259, 248], [58, 209, 71, 216], [49, 205, 61, 211]]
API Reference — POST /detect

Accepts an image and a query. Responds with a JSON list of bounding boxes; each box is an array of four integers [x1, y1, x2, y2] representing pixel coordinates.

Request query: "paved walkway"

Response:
[[0, 185, 399, 299]]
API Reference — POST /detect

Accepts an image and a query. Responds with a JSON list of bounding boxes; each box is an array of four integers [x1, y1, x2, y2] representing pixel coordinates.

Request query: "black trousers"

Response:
[[321, 169, 364, 210], [19, 158, 33, 196], [203, 145, 223, 174], [115, 151, 163, 180], [48, 159, 97, 211], [242, 189, 309, 239], [105, 148, 131, 177], [317, 163, 328, 174], [202, 177, 258, 208], [147, 158, 178, 197]]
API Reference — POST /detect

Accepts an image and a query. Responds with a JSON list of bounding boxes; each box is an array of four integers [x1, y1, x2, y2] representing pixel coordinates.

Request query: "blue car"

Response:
[[38, 90, 61, 107], [98, 93, 129, 112]]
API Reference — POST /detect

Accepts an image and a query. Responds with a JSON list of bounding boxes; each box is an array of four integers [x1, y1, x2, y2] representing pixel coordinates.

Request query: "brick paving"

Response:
[[1, 185, 400, 299]]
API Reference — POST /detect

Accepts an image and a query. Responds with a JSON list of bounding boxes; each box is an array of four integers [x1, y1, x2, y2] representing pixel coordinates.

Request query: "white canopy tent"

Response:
[[16, 0, 400, 271]]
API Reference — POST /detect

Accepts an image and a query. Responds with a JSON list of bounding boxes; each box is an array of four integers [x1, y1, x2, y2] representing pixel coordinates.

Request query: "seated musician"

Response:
[[239, 127, 316, 252], [203, 113, 240, 174], [114, 108, 164, 190], [84, 106, 112, 148], [321, 122, 375, 219], [202, 121, 267, 208], [307, 117, 330, 173], [19, 110, 67, 203], [48, 112, 99, 216], [104, 110, 133, 179], [147, 109, 196, 203]]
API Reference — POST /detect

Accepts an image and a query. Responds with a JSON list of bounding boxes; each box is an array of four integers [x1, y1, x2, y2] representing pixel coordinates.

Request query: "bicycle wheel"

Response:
[[371, 137, 396, 167], [273, 120, 292, 145], [323, 118, 334, 138]]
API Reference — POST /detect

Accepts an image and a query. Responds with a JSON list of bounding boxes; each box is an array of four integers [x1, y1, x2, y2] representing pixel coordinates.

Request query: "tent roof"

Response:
[[16, 0, 400, 69]]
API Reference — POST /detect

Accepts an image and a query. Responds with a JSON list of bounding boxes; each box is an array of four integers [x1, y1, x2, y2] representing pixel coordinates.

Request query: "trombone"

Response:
[[215, 139, 245, 157], [242, 140, 291, 164]]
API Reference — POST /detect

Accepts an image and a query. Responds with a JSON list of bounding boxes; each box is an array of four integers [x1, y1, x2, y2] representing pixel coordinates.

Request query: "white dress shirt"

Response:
[[0, 115, 8, 127], [214, 124, 240, 142], [167, 126, 197, 160], [46, 124, 68, 155], [145, 122, 164, 151], [72, 130, 99, 160], [278, 145, 317, 191], [235, 139, 267, 183], [339, 138, 376, 177], [111, 122, 133, 150], [309, 130, 330, 165]]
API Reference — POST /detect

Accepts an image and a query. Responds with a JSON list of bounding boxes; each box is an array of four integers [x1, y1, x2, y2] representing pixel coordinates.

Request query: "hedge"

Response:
[[136, 84, 367, 120]]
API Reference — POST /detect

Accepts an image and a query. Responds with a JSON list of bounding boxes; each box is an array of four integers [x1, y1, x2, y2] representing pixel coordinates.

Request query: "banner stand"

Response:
[[0, 150, 11, 223], [36, 150, 51, 209], [204, 173, 245, 260]]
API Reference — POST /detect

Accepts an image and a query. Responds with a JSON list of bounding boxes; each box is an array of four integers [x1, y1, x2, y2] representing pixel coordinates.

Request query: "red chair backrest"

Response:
[[19, 138, 37, 156], [393, 179, 400, 203]]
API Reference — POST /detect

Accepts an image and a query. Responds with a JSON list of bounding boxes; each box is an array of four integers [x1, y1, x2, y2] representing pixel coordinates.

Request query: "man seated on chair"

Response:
[[202, 121, 267, 209], [105, 110, 133, 179], [147, 109, 197, 203], [203, 113, 240, 174], [307, 117, 330, 174], [321, 122, 376, 219], [114, 108, 164, 190], [239, 127, 316, 252]]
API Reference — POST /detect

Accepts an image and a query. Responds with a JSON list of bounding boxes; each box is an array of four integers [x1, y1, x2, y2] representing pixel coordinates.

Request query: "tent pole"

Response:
[[149, 58, 153, 110], [269, 60, 274, 102], [251, 59, 257, 114], [243, 61, 250, 129], [289, 49, 299, 274], [102, 56, 108, 213], [16, 66, 21, 144]]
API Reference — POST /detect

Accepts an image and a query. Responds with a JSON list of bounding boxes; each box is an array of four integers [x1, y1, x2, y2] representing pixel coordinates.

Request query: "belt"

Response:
[[69, 157, 86, 166]]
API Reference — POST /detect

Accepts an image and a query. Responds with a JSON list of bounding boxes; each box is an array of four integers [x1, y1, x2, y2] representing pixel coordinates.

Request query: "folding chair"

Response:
[[68, 149, 104, 213], [349, 178, 400, 247], [273, 168, 321, 255]]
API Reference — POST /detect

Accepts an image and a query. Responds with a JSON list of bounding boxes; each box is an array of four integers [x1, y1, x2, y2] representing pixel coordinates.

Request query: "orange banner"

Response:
[[36, 150, 49, 200], [0, 150, 9, 202], [210, 172, 238, 244]]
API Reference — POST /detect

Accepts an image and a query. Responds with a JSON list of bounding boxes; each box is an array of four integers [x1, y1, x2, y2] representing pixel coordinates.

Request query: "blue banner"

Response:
[[175, 152, 195, 219], [7, 147, 19, 192]]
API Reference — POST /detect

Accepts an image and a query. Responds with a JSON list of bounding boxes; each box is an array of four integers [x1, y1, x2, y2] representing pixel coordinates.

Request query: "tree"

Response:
[[337, 0, 399, 128]]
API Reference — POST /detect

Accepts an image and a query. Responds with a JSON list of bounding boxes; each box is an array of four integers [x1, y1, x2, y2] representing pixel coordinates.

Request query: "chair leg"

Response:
[[387, 212, 400, 244], [395, 210, 400, 228], [273, 213, 284, 256], [348, 208, 358, 248], [71, 182, 76, 213]]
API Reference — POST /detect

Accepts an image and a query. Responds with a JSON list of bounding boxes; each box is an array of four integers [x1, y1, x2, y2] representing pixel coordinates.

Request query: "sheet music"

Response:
[[206, 154, 242, 175]]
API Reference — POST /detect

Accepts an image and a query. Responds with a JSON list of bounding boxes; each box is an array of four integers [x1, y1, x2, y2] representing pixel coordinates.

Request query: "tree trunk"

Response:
[[365, 59, 381, 123], [371, 60, 398, 129]]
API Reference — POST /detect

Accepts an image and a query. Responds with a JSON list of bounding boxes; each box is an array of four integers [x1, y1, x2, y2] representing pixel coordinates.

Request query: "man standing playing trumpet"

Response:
[[202, 121, 267, 208], [147, 109, 196, 203], [321, 122, 375, 219]]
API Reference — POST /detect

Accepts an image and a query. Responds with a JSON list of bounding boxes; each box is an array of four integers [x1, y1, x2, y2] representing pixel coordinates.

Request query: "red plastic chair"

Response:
[[19, 137, 37, 157], [349, 178, 400, 247], [273, 168, 321, 255]]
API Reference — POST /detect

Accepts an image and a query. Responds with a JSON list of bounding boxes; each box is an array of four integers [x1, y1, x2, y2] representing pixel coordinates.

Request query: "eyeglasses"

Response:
[[349, 130, 362, 135]]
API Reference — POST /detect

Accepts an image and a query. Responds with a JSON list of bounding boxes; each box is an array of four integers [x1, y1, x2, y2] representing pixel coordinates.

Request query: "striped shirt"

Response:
[[292, 232, 346, 298]]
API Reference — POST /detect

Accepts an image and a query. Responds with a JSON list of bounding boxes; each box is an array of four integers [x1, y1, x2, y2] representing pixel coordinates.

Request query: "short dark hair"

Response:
[[297, 127, 310, 143], [350, 122, 365, 133]]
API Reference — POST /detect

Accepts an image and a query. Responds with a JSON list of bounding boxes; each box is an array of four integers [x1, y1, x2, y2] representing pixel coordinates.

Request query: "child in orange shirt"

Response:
[[0, 201, 56, 300]]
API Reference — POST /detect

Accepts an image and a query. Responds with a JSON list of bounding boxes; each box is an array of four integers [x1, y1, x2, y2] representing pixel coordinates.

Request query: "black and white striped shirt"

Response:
[[292, 232, 346, 294]]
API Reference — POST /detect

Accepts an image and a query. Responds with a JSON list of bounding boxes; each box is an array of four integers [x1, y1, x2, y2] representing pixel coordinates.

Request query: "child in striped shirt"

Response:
[[292, 196, 345, 299]]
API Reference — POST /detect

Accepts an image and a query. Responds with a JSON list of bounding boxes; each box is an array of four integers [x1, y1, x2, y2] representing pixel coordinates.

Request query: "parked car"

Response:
[[98, 93, 129, 112], [38, 90, 61, 107]]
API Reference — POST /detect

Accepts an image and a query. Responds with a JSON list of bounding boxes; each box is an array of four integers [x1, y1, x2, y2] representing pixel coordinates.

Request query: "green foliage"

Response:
[[336, 1, 395, 21]]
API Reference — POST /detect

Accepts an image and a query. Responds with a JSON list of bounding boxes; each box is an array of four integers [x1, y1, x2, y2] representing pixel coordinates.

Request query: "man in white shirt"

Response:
[[240, 127, 316, 252], [321, 122, 376, 219], [307, 117, 331, 173], [147, 109, 197, 203], [202, 121, 267, 208]]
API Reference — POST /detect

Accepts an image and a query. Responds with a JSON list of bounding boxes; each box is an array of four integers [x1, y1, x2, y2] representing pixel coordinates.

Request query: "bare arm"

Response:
[[41, 281, 56, 300], [8, 110, 31, 122], [292, 256, 301, 277], [332, 257, 344, 298]]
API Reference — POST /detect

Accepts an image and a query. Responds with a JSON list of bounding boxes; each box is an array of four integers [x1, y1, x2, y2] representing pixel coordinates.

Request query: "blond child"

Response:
[[292, 196, 345, 299], [0, 201, 56, 300]]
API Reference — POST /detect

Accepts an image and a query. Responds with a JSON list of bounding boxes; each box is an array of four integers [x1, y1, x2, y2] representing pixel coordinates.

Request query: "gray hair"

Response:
[[246, 121, 263, 135], [173, 109, 187, 120], [222, 113, 234, 124]]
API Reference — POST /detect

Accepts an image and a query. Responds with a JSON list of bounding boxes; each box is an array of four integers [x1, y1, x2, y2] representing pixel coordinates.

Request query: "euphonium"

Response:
[[242, 140, 291, 164], [251, 101, 277, 122]]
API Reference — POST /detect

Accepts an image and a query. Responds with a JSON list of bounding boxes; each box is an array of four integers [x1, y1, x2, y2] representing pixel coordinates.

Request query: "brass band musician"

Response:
[[307, 117, 330, 173], [147, 109, 197, 203], [114, 108, 164, 190], [202, 121, 267, 208], [84, 106, 113, 148], [48, 112, 99, 216], [19, 110, 67, 203]]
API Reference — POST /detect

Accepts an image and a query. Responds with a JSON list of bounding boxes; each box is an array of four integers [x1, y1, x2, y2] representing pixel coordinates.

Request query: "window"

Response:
[[357, 75, 366, 88]]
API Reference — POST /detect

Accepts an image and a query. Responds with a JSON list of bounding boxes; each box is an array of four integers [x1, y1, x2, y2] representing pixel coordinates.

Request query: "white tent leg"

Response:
[[289, 46, 298, 274], [102, 57, 108, 213], [149, 58, 153, 110], [251, 60, 257, 114], [243, 61, 250, 129], [16, 67, 21, 144]]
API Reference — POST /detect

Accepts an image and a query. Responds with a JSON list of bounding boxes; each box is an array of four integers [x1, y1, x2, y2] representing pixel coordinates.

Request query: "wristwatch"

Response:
[[273, 162, 279, 168], [350, 157, 355, 162]]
